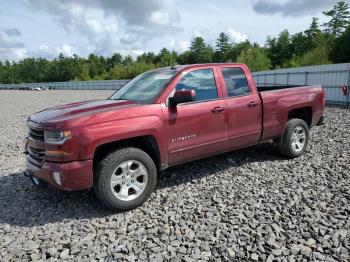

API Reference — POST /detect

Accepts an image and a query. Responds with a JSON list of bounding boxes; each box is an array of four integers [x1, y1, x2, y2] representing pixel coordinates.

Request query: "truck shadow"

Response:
[[157, 142, 284, 191], [0, 142, 284, 227]]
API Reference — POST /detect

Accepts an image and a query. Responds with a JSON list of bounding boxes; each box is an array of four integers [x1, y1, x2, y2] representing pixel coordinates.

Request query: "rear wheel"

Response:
[[94, 147, 157, 211], [277, 118, 310, 158]]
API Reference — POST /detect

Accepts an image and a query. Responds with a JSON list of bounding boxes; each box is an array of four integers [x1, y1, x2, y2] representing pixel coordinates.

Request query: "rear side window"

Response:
[[221, 68, 250, 97], [175, 69, 218, 101]]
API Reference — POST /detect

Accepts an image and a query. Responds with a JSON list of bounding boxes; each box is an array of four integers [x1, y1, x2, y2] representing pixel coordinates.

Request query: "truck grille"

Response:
[[28, 146, 45, 162], [29, 128, 44, 141], [27, 125, 45, 164]]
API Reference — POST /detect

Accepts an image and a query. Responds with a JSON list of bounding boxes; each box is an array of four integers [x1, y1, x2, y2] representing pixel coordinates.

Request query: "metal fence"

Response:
[[252, 63, 350, 106], [0, 79, 129, 90], [1, 63, 349, 106]]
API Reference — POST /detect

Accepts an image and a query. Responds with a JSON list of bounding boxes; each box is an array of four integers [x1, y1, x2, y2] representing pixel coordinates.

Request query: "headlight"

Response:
[[44, 130, 71, 144]]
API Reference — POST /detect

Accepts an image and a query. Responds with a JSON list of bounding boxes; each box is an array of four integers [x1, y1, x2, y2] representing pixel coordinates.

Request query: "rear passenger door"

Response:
[[219, 67, 262, 149]]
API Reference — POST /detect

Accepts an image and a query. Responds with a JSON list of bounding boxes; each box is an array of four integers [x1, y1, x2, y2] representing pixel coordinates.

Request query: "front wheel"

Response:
[[94, 147, 157, 211], [277, 118, 310, 158]]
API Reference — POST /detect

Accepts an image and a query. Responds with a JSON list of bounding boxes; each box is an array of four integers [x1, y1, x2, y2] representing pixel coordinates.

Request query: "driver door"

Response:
[[162, 68, 228, 165]]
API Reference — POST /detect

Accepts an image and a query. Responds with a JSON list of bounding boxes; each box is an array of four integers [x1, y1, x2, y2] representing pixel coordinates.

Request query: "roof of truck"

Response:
[[151, 63, 246, 73]]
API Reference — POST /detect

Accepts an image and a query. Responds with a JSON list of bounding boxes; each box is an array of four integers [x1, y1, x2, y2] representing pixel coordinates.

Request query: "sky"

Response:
[[0, 0, 344, 61]]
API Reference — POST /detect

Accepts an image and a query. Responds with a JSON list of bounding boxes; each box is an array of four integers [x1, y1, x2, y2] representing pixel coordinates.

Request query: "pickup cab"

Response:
[[25, 63, 325, 210]]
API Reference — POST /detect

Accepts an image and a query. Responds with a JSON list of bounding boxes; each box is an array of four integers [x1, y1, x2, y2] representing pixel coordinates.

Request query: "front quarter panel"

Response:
[[76, 114, 166, 162]]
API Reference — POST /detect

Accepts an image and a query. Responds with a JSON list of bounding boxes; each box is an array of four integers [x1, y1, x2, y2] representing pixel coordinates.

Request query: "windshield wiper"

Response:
[[109, 98, 128, 101]]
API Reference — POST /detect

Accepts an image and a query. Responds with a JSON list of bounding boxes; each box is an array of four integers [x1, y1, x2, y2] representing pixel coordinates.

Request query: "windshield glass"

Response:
[[110, 70, 176, 103]]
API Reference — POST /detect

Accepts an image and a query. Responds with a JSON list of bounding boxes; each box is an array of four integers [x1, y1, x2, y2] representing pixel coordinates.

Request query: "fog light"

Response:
[[52, 171, 62, 185]]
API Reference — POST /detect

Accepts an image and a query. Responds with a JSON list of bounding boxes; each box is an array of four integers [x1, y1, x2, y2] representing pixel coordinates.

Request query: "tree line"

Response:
[[0, 1, 349, 84]]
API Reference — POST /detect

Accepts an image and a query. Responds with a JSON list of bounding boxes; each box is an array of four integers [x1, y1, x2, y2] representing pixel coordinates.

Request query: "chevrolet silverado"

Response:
[[25, 63, 325, 210]]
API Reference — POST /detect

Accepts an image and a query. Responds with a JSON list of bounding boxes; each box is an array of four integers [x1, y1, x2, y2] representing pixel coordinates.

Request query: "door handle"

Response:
[[248, 101, 258, 108], [211, 106, 225, 113]]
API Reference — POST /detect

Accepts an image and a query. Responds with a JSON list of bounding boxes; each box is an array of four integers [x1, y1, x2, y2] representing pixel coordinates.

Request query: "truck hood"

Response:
[[29, 99, 139, 127]]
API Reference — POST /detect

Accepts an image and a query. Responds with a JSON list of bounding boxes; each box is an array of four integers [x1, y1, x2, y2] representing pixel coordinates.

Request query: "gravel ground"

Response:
[[0, 90, 349, 261]]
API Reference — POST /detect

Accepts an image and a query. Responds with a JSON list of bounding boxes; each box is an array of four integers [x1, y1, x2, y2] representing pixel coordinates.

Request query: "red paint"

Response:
[[26, 157, 92, 190], [26, 63, 325, 190]]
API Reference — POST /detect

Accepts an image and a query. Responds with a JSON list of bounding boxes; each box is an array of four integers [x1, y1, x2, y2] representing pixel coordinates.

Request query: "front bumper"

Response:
[[26, 157, 93, 191]]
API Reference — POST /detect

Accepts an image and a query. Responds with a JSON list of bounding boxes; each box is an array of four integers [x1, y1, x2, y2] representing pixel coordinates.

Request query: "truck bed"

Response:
[[258, 84, 324, 141]]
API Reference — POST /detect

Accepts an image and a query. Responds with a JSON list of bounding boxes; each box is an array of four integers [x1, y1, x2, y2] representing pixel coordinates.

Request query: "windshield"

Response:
[[110, 70, 177, 103]]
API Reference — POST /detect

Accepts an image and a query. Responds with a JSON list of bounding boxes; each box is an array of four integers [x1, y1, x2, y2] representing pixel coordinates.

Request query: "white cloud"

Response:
[[1, 0, 334, 61], [132, 50, 144, 56], [161, 39, 187, 52], [29, 43, 76, 59], [179, 40, 190, 51], [29, 44, 54, 58], [193, 29, 203, 38], [86, 19, 103, 34], [25, 0, 181, 57], [167, 39, 176, 49], [59, 44, 75, 56], [0, 28, 27, 61], [149, 11, 172, 26], [38, 44, 49, 51], [227, 28, 249, 43], [12, 48, 28, 60]]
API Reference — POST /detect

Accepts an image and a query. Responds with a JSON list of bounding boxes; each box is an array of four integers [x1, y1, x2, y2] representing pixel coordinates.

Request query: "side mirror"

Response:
[[169, 90, 196, 107]]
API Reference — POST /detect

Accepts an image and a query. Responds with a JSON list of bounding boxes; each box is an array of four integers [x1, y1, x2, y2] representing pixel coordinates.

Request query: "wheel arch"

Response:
[[288, 106, 312, 127], [93, 135, 162, 173]]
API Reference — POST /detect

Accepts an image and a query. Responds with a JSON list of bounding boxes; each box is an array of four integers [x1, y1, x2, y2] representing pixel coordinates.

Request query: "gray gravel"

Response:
[[0, 90, 349, 261]]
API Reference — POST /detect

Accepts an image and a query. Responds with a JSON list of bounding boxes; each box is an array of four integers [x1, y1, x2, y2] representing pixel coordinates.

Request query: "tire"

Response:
[[94, 147, 157, 211], [277, 118, 310, 158]]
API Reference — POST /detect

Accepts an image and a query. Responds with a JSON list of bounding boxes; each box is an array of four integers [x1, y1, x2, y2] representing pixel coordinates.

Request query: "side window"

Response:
[[175, 69, 218, 102], [221, 68, 250, 97]]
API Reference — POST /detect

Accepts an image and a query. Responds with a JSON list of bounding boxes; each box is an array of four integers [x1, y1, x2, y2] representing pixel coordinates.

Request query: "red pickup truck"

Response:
[[25, 63, 325, 210]]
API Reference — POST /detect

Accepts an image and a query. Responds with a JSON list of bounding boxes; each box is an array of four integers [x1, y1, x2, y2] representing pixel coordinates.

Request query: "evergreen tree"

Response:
[[189, 37, 213, 63], [122, 55, 134, 66], [156, 48, 177, 66], [323, 1, 350, 36], [265, 30, 293, 67], [136, 52, 156, 64], [229, 40, 254, 61], [106, 53, 122, 70], [290, 32, 309, 57], [330, 25, 350, 62], [215, 32, 231, 62], [305, 18, 322, 40], [176, 51, 191, 65], [87, 53, 106, 79]]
